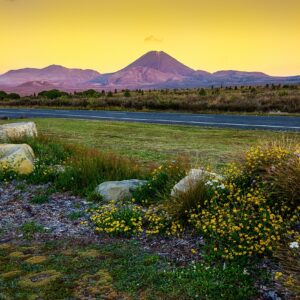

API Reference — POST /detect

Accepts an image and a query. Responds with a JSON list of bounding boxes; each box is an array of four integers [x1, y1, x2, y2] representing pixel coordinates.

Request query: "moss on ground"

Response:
[[0, 240, 261, 300]]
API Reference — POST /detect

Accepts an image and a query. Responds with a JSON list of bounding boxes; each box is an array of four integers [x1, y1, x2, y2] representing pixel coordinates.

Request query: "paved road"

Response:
[[0, 108, 299, 131]]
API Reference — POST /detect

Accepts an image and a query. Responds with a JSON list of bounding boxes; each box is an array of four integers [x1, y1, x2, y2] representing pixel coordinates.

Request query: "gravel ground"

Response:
[[0, 181, 95, 241], [0, 181, 204, 263]]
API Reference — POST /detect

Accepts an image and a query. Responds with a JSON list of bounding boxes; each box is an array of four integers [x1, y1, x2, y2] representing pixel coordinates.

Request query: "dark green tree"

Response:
[[78, 89, 101, 98], [199, 88, 206, 96], [124, 90, 131, 97], [38, 89, 68, 99], [0, 91, 8, 100], [8, 93, 20, 99]]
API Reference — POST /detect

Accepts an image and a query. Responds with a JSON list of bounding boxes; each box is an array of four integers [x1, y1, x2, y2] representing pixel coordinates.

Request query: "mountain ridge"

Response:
[[0, 51, 300, 95]]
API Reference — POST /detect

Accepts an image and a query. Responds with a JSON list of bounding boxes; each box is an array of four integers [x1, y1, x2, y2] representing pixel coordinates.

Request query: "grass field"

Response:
[[15, 118, 300, 168]]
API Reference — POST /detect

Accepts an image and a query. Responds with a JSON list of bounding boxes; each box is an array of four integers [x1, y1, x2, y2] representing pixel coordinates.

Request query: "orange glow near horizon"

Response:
[[0, 0, 300, 76]]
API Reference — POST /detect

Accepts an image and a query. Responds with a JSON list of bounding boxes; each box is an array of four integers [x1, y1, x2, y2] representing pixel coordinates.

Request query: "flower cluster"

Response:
[[89, 201, 184, 237], [245, 145, 290, 175], [188, 183, 285, 259], [144, 206, 183, 236], [89, 201, 143, 236], [144, 206, 171, 235]]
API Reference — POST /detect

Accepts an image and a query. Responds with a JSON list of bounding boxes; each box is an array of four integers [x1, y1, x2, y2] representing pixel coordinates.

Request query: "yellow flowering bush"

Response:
[[188, 183, 285, 260], [89, 202, 184, 237], [245, 144, 291, 175], [144, 206, 183, 236], [225, 142, 300, 219], [144, 206, 171, 235], [89, 201, 143, 236]]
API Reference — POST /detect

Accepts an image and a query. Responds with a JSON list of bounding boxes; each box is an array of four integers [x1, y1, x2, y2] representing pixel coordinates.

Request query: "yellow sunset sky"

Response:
[[1, 0, 300, 76]]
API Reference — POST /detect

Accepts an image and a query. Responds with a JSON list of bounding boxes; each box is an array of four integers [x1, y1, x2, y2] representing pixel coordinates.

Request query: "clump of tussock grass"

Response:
[[13, 135, 146, 196]]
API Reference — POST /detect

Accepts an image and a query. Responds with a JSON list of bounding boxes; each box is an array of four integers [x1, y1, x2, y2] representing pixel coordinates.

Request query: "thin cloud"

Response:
[[144, 35, 163, 43]]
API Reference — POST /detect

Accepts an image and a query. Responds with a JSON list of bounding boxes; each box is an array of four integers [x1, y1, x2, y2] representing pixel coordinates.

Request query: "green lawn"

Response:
[[18, 118, 300, 168]]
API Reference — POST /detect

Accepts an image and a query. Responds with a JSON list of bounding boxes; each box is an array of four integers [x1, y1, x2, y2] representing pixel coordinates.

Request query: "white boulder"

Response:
[[95, 179, 147, 202], [171, 168, 222, 196], [0, 144, 35, 174], [0, 122, 38, 141]]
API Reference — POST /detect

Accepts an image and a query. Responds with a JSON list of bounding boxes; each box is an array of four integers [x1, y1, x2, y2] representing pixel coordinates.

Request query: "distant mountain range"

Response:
[[0, 51, 300, 95]]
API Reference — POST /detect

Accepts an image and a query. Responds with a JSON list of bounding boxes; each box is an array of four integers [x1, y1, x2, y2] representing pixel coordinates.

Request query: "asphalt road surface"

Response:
[[0, 108, 299, 131]]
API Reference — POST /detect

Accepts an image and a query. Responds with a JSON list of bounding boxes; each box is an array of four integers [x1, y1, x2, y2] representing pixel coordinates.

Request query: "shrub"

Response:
[[188, 183, 285, 260], [75, 89, 101, 98], [199, 88, 207, 96], [0, 90, 8, 100], [132, 161, 187, 206], [89, 201, 183, 237], [263, 151, 300, 218], [38, 89, 69, 99], [230, 141, 300, 219], [89, 201, 143, 236], [185, 141, 300, 260], [164, 178, 214, 222], [144, 205, 183, 236], [124, 90, 131, 97], [7, 93, 20, 99], [243, 143, 292, 178]]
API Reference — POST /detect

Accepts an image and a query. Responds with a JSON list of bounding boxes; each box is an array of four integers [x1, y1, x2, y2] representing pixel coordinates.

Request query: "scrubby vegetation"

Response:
[[0, 136, 144, 196], [1, 131, 300, 298], [1, 84, 300, 113], [87, 140, 300, 244]]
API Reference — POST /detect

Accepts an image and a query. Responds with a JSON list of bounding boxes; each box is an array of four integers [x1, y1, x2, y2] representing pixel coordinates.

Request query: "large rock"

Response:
[[95, 179, 147, 202], [0, 144, 35, 174], [171, 168, 222, 196], [0, 122, 38, 141]]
